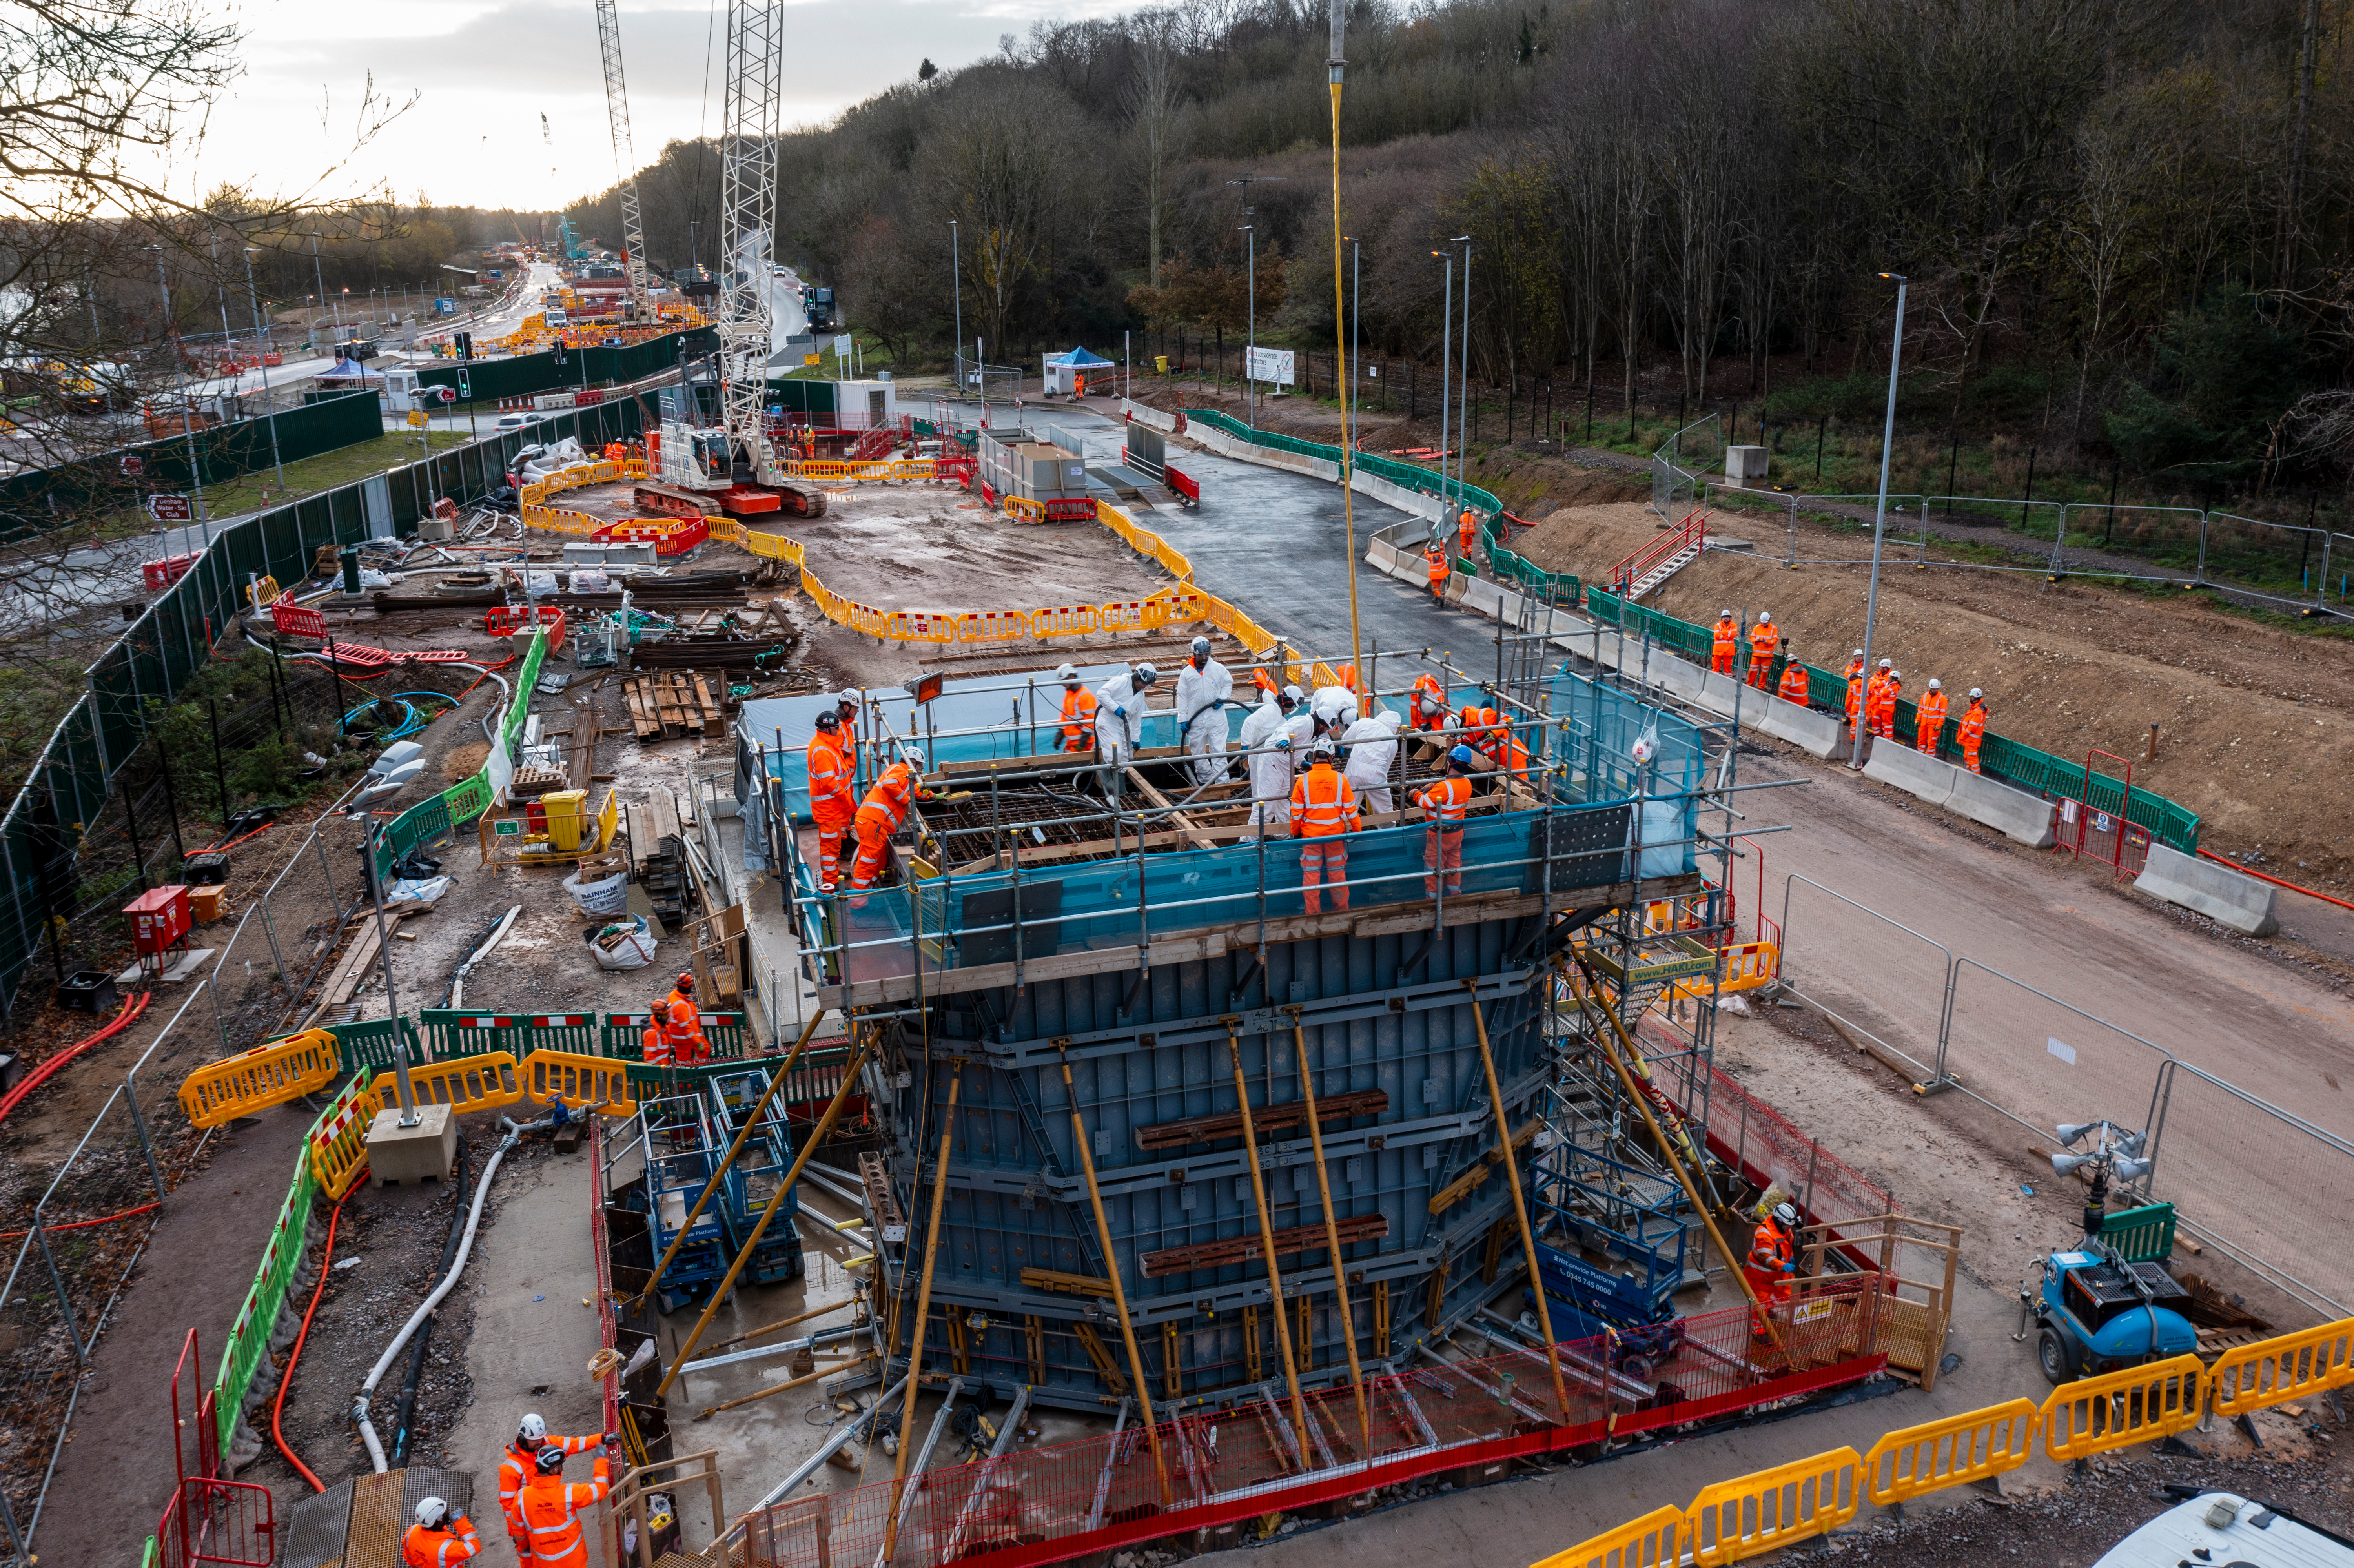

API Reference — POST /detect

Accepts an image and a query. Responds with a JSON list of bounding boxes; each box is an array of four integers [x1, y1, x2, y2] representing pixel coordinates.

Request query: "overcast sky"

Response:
[[171, 0, 1117, 213]]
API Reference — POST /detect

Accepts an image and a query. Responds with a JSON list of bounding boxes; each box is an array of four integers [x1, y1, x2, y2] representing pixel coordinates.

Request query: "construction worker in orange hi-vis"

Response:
[[1055, 662, 1098, 753], [1290, 738, 1360, 914], [806, 708, 855, 891], [1845, 666, 1866, 737], [1747, 612, 1778, 688], [1743, 1202, 1799, 1338], [641, 972, 708, 1070], [1844, 648, 1866, 681], [1877, 670, 1904, 738], [1425, 537, 1450, 603], [1864, 660, 1893, 739], [1417, 745, 1476, 897], [849, 744, 934, 902], [403, 1497, 480, 1567], [1409, 673, 1449, 732], [517, 1444, 611, 1568], [1777, 650, 1811, 706], [1959, 689, 1988, 774], [1457, 506, 1478, 557], [1711, 611, 1739, 675], [498, 1415, 606, 1559], [1914, 677, 1949, 754]]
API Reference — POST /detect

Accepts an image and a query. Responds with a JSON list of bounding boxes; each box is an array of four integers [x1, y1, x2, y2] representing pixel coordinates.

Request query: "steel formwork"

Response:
[[870, 912, 1555, 1413]]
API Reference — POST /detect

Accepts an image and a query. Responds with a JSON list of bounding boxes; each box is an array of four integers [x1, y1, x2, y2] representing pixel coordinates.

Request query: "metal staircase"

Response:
[[1606, 508, 1710, 601]]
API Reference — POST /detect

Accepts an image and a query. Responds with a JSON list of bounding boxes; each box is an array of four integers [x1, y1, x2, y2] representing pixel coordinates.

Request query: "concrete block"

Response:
[[1725, 445, 1769, 486], [1120, 399, 1177, 432], [1944, 768, 2059, 850], [1756, 698, 1842, 758], [1862, 742, 1957, 807], [2134, 843, 2279, 936], [365, 1102, 459, 1187]]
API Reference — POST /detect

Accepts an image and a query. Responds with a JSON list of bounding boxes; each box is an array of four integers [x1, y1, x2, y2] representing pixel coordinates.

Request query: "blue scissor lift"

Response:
[[706, 1066, 805, 1286], [1526, 1144, 1697, 1376], [642, 1089, 737, 1314]]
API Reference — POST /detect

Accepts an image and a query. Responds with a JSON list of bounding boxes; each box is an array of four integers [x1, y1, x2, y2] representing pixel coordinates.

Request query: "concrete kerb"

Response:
[[2134, 843, 2281, 936], [1121, 400, 1178, 434]]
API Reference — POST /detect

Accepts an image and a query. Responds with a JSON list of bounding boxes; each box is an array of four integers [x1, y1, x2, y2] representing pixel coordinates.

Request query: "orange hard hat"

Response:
[[676, 971, 695, 991]]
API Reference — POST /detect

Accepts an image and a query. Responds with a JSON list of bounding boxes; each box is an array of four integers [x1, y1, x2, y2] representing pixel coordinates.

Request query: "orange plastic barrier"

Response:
[[1688, 1447, 1861, 1566], [1531, 1506, 1689, 1568], [2209, 1317, 2354, 1419], [369, 1051, 525, 1118], [307, 1077, 383, 1199], [179, 1029, 343, 1129], [2039, 1354, 2203, 1461], [1862, 1399, 2038, 1506]]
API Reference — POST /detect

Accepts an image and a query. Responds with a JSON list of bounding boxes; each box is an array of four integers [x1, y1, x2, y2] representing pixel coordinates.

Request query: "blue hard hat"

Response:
[[1448, 745, 1478, 769]]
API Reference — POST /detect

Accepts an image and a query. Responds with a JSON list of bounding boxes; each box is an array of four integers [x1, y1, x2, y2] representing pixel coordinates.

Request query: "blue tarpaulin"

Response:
[[1048, 345, 1117, 368]]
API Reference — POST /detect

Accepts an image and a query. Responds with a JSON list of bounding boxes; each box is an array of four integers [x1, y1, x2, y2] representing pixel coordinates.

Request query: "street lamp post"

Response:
[[1853, 271, 1908, 772], [1241, 224, 1256, 427], [950, 220, 962, 394], [148, 246, 208, 556], [243, 247, 287, 492], [1453, 236, 1472, 516], [1433, 250, 1452, 518]]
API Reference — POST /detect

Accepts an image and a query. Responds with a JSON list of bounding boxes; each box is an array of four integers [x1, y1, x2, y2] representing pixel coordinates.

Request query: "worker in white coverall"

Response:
[[1095, 662, 1159, 795], [1310, 685, 1360, 738], [1341, 707, 1405, 818], [1175, 637, 1234, 785], [1237, 685, 1297, 830]]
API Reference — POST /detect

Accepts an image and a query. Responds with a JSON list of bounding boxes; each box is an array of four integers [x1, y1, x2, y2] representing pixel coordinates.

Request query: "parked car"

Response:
[[493, 413, 541, 433]]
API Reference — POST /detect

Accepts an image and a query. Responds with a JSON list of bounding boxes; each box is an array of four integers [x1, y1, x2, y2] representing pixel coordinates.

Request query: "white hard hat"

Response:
[[518, 1414, 547, 1444], [1313, 738, 1337, 758], [837, 690, 861, 709], [1758, 611, 1771, 623], [1720, 609, 1732, 618], [1282, 683, 1304, 704], [1134, 662, 1158, 683], [1969, 688, 1983, 699], [1889, 670, 1902, 681], [417, 1497, 450, 1529], [1771, 1202, 1799, 1226], [1055, 662, 1079, 683], [1927, 678, 1940, 690], [1878, 658, 1891, 669], [1852, 648, 1864, 657], [901, 744, 925, 767], [1190, 636, 1211, 657]]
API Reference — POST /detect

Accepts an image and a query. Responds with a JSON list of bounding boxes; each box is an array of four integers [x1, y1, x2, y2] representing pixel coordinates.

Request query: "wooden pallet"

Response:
[[621, 669, 724, 740]]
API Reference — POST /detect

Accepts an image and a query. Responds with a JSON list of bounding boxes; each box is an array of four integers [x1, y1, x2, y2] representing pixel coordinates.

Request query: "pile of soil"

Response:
[[1506, 500, 2354, 885]]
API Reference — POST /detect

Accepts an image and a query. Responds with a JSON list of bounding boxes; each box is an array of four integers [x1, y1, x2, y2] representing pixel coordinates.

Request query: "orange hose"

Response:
[[271, 1193, 346, 1492], [0, 1201, 158, 1241], [0, 992, 149, 1124]]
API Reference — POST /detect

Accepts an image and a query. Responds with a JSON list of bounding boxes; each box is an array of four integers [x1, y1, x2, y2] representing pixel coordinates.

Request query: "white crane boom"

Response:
[[593, 0, 651, 320]]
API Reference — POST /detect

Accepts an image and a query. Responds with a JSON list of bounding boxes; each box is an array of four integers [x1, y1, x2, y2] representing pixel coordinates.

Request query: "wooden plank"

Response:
[[1141, 1213, 1388, 1277], [1136, 1088, 1388, 1151], [621, 675, 662, 741], [319, 913, 399, 1007], [1122, 767, 1220, 852], [690, 672, 722, 731]]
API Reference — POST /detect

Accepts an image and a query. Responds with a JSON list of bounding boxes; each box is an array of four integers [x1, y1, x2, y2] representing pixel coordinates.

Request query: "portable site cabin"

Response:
[[1041, 344, 1115, 396]]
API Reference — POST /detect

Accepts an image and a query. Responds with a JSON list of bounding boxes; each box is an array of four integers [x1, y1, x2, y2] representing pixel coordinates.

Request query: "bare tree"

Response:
[[1128, 11, 1187, 289]]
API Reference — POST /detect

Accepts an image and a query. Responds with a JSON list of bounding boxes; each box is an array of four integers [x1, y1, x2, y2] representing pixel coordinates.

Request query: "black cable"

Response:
[[391, 1127, 472, 1464]]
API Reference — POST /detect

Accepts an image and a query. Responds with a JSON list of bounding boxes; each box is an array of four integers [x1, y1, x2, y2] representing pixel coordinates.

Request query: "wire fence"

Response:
[[0, 984, 226, 1560], [1774, 869, 2354, 1320]]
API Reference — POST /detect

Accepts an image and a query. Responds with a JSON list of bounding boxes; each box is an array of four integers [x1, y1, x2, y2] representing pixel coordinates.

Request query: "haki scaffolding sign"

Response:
[[1246, 346, 1296, 386]]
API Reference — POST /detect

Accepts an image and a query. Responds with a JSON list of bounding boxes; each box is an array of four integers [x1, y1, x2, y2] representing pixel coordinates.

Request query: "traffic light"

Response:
[[456, 369, 471, 400], [455, 331, 473, 361], [551, 339, 568, 366]]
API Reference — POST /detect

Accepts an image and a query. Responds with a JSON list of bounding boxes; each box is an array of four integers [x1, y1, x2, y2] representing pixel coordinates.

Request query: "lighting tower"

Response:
[[716, 0, 783, 477]]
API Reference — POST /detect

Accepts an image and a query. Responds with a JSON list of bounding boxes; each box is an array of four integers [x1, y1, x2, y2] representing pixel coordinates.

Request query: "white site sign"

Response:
[[1245, 346, 1295, 386]]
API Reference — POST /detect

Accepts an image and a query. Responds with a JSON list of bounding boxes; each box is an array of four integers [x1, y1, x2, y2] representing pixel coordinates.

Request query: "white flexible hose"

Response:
[[354, 1118, 523, 1471]]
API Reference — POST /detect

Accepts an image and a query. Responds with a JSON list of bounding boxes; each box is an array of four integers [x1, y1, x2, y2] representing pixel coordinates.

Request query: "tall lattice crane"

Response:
[[593, 0, 650, 321], [715, 0, 783, 470]]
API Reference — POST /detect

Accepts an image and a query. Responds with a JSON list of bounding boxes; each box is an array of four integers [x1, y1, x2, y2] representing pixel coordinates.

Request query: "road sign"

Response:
[[435, 386, 457, 404], [406, 410, 428, 428], [803, 353, 820, 367], [120, 455, 143, 477], [145, 494, 192, 523]]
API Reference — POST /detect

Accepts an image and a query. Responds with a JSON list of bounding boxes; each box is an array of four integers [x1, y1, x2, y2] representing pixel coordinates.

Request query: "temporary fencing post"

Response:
[[33, 1217, 84, 1362]]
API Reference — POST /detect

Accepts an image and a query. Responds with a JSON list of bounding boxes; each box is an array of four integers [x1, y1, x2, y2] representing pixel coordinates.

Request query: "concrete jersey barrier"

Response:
[[2134, 844, 2281, 936], [1944, 767, 2059, 849], [1861, 742, 1957, 807]]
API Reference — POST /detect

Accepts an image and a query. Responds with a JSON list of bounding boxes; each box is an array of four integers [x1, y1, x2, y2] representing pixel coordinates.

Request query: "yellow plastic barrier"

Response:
[[1003, 495, 1046, 522], [246, 575, 281, 608], [1530, 1505, 1689, 1568], [883, 610, 958, 644], [179, 1029, 343, 1129], [369, 1050, 525, 1117], [1032, 605, 1101, 639], [1689, 1447, 1861, 1566], [521, 1049, 637, 1117], [1862, 1398, 2039, 1506], [308, 1078, 383, 1200], [955, 610, 1031, 642], [2039, 1353, 2203, 1461], [2208, 1317, 2354, 1418]]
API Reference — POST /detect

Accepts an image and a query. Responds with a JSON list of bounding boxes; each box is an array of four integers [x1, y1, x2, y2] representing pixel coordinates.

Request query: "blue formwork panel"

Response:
[[880, 913, 1554, 1410]]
